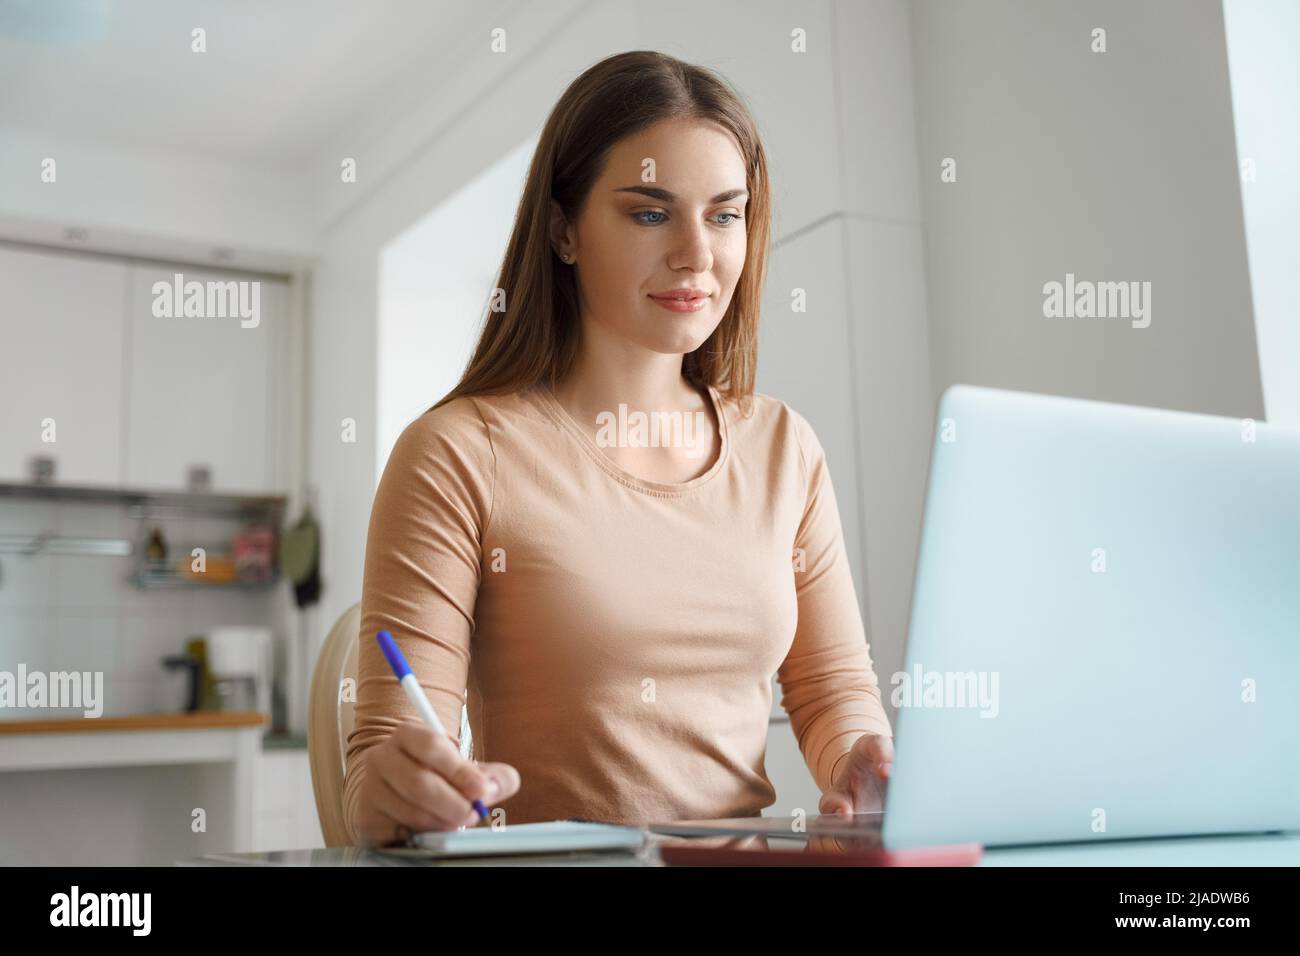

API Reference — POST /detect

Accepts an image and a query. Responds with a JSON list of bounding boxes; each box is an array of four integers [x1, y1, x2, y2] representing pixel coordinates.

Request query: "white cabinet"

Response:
[[0, 250, 289, 494], [256, 747, 325, 851], [124, 265, 287, 493], [0, 246, 128, 485]]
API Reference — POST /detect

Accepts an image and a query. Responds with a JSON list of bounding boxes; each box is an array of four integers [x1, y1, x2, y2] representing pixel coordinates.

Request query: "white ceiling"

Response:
[[0, 0, 499, 170]]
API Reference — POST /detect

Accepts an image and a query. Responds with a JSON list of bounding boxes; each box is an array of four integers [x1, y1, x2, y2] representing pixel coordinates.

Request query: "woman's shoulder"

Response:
[[389, 394, 493, 466], [374, 397, 502, 526], [724, 389, 822, 452], [399, 395, 487, 447], [393, 388, 546, 458]]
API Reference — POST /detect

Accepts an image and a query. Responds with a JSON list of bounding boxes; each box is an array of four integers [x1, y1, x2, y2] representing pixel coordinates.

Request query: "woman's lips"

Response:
[[648, 293, 710, 313]]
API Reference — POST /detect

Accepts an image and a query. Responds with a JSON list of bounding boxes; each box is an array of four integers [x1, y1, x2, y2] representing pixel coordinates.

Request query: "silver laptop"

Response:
[[656, 385, 1300, 850]]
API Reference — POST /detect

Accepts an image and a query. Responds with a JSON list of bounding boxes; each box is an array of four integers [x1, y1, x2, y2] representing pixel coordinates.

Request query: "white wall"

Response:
[[910, 0, 1264, 420], [1222, 0, 1300, 426], [377, 136, 537, 474], [0, 128, 316, 268], [832, 0, 934, 715]]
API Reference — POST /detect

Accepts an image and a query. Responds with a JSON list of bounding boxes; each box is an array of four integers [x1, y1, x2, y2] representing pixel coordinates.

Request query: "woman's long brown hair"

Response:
[[431, 50, 770, 416]]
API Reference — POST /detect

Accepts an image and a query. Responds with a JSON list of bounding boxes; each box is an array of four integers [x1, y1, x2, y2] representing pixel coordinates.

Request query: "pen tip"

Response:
[[473, 799, 490, 819]]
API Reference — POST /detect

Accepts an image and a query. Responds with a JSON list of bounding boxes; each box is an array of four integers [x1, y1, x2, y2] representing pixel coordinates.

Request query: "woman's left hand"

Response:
[[818, 732, 894, 816]]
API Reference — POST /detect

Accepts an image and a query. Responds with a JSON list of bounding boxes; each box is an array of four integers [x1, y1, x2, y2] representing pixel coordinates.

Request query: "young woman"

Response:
[[344, 50, 894, 846]]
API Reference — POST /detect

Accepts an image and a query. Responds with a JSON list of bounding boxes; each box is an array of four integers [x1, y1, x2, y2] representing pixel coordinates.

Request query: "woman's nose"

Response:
[[668, 222, 713, 272]]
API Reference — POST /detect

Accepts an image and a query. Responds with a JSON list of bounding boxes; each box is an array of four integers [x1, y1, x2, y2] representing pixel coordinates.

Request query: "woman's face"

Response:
[[554, 117, 749, 357]]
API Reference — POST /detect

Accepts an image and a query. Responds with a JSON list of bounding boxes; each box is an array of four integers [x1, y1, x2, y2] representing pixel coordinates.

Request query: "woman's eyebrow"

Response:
[[614, 185, 748, 204]]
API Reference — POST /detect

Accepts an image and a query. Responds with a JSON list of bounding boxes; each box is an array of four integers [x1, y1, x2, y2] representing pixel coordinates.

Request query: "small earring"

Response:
[[560, 252, 572, 263]]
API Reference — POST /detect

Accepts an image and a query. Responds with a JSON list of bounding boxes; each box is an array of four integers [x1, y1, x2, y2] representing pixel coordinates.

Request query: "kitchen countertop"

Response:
[[0, 708, 270, 856], [0, 711, 266, 734]]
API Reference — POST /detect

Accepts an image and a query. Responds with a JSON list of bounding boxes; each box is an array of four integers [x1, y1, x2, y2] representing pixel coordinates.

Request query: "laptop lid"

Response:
[[882, 385, 1300, 849]]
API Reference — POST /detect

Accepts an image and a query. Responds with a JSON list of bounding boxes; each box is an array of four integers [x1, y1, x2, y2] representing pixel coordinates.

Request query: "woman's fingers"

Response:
[[352, 721, 525, 844], [375, 772, 464, 834], [819, 789, 854, 815], [853, 732, 894, 773], [475, 760, 522, 802], [392, 720, 498, 806], [384, 759, 479, 830]]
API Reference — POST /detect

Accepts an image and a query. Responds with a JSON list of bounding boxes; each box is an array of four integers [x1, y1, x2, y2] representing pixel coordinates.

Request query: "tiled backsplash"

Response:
[[0, 498, 281, 719]]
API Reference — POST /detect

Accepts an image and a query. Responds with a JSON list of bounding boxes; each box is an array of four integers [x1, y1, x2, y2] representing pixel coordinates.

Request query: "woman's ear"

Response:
[[549, 200, 575, 261]]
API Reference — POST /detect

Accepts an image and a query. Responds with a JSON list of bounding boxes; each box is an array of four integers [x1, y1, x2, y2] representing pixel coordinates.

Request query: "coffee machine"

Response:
[[205, 626, 273, 723]]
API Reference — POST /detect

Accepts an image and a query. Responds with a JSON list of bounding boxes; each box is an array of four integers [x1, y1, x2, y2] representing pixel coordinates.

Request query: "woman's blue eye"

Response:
[[632, 211, 743, 226]]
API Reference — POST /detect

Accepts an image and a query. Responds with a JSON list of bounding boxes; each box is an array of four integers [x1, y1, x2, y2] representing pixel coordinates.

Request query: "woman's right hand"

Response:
[[351, 718, 521, 846]]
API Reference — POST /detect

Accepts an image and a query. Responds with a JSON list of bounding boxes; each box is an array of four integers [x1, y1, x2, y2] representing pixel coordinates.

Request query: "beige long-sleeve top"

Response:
[[343, 382, 892, 840]]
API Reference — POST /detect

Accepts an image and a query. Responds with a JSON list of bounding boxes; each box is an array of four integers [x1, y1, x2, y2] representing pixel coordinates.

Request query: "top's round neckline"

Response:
[[534, 380, 731, 496]]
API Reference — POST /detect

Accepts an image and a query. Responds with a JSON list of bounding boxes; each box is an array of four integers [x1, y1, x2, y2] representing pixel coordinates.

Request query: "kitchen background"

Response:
[[0, 0, 1295, 864]]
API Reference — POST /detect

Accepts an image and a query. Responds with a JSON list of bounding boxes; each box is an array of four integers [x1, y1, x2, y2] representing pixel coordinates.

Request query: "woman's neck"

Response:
[[552, 341, 704, 423]]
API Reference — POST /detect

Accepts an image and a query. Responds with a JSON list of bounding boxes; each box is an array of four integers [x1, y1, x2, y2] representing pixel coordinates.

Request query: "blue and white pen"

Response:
[[375, 629, 490, 821]]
